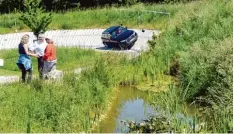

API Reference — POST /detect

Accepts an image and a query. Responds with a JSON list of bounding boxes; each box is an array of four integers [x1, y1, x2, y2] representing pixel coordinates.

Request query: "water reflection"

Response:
[[96, 86, 153, 133]]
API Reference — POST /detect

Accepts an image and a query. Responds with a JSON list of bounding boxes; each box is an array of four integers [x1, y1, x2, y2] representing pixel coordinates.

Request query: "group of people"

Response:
[[16, 33, 57, 82]]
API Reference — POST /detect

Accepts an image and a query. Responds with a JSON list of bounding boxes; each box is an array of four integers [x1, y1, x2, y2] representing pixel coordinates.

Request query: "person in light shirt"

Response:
[[29, 34, 47, 79]]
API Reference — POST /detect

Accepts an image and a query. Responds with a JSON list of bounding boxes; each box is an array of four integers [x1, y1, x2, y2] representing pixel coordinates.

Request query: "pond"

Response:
[[93, 86, 200, 133], [95, 86, 153, 133]]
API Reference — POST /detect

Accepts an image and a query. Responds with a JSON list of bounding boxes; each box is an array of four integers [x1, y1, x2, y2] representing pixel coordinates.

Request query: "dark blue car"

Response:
[[101, 26, 138, 50]]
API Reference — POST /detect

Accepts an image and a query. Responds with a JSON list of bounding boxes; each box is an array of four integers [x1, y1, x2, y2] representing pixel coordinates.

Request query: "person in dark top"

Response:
[[16, 34, 38, 82]]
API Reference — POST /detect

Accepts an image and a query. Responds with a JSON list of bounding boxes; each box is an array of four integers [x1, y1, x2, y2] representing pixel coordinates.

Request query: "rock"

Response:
[[47, 70, 63, 80], [0, 59, 4, 66], [139, 122, 146, 127], [74, 68, 82, 74], [74, 67, 88, 74]]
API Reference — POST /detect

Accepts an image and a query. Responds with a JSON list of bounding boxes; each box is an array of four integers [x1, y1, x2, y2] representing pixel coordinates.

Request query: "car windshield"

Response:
[[112, 27, 126, 38]]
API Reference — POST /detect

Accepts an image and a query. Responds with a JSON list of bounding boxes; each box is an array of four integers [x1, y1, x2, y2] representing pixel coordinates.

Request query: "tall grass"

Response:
[[149, 84, 199, 133], [0, 52, 118, 132], [0, 74, 111, 132], [144, 0, 232, 132]]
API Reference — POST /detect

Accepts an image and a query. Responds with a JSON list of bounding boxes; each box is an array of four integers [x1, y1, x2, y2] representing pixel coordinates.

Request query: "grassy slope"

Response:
[[147, 0, 232, 100], [145, 0, 232, 132], [0, 3, 182, 34]]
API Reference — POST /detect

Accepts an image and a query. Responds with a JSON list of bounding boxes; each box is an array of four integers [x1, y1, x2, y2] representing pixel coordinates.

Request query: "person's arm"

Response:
[[28, 40, 35, 51], [23, 43, 38, 58]]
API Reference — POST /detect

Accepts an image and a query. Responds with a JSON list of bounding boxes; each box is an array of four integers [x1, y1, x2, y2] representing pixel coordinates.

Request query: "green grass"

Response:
[[0, 68, 20, 76], [0, 75, 113, 132], [0, 47, 100, 76], [0, 3, 183, 34]]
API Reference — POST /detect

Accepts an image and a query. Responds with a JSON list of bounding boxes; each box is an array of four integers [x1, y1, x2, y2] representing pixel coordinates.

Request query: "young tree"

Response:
[[20, 0, 52, 38]]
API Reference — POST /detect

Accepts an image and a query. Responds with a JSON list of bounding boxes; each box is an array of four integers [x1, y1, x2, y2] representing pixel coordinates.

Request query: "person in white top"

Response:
[[29, 33, 47, 79]]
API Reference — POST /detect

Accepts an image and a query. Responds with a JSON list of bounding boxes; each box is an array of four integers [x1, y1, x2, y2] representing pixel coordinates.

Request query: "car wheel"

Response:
[[103, 43, 110, 49], [127, 43, 134, 50], [119, 43, 128, 50], [127, 41, 136, 50]]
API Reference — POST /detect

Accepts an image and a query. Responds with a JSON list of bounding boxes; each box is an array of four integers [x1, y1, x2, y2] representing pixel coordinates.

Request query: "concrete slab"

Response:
[[0, 29, 159, 51], [0, 76, 19, 84]]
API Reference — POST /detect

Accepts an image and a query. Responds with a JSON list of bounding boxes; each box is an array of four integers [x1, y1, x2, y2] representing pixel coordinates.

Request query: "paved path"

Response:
[[0, 67, 85, 85], [0, 76, 19, 84]]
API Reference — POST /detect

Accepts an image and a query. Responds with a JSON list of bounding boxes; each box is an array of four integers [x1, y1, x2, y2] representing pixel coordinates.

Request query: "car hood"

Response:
[[112, 30, 134, 41]]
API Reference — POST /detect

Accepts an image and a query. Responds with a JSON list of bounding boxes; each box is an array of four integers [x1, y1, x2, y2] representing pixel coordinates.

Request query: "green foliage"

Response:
[[145, 0, 232, 100], [146, 0, 232, 132], [20, 0, 52, 37], [180, 38, 233, 133], [180, 38, 232, 101]]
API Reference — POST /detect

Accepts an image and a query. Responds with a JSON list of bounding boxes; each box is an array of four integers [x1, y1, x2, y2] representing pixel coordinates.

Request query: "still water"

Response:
[[96, 86, 153, 133]]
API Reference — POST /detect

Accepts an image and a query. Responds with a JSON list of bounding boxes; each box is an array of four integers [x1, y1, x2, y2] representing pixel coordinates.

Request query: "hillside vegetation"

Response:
[[0, 0, 232, 133], [141, 0, 232, 132], [0, 3, 181, 34]]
